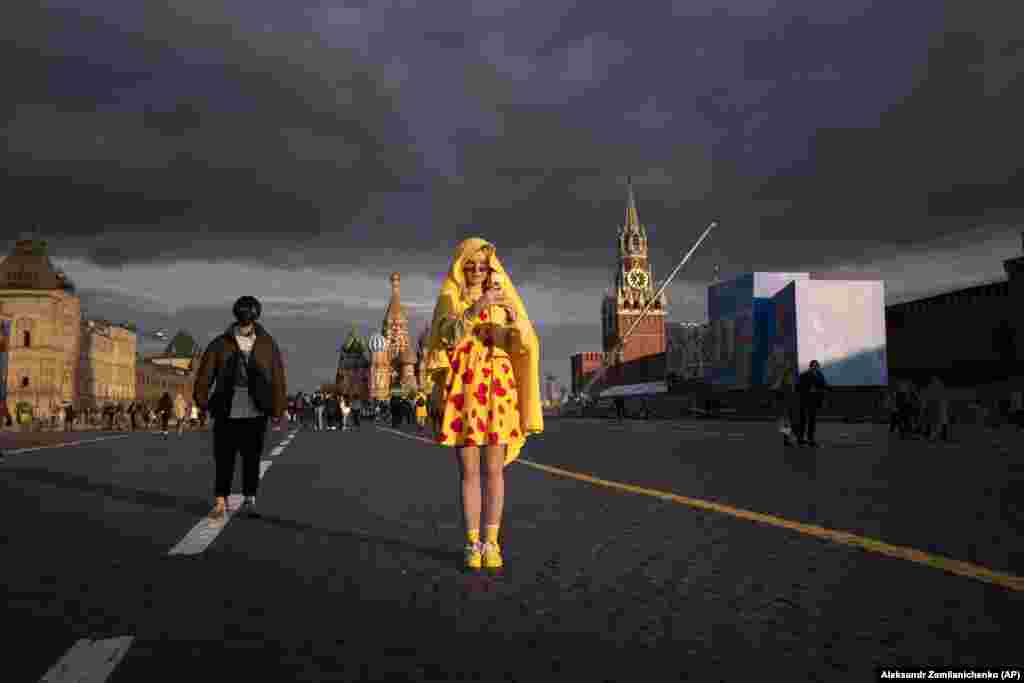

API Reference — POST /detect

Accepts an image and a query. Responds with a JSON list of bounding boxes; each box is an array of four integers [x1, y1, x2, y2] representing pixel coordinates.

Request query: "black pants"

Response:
[[796, 401, 819, 443], [889, 410, 911, 437], [161, 413, 170, 432], [392, 410, 401, 428], [213, 417, 268, 499]]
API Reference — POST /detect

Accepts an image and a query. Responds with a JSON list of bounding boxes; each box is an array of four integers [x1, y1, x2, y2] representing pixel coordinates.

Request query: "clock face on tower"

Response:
[[627, 268, 649, 290]]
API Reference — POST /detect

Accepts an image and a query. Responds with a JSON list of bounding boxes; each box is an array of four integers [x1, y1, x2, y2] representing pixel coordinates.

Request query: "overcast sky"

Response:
[[2, 0, 1022, 392]]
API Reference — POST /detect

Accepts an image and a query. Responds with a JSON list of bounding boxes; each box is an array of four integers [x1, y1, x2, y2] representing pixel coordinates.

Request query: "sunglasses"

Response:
[[462, 263, 491, 273]]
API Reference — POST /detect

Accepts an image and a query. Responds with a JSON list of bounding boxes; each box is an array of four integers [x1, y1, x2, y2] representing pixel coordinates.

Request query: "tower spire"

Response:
[[625, 176, 639, 228]]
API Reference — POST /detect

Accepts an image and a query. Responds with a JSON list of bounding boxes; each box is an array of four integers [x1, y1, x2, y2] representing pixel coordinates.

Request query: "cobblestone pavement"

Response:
[[1, 419, 1020, 681]]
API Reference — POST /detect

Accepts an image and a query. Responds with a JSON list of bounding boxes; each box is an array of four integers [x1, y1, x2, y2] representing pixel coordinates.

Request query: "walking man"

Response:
[[795, 359, 828, 447], [194, 295, 287, 520]]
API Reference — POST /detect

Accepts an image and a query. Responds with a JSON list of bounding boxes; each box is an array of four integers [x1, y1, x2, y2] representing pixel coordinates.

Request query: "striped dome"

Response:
[[367, 333, 388, 353]]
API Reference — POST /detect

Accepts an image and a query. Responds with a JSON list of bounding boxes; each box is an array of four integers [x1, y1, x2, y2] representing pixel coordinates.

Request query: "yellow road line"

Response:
[[518, 458, 1024, 593], [375, 425, 1024, 592]]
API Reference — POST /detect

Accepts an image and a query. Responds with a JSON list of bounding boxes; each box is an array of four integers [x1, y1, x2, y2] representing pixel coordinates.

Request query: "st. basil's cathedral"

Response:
[[333, 272, 431, 401]]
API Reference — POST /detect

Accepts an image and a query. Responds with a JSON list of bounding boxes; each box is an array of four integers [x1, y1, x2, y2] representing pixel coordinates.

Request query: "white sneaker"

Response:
[[240, 496, 258, 517]]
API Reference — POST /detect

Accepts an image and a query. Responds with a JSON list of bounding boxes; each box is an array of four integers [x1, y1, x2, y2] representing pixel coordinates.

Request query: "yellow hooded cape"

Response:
[[424, 237, 543, 465]]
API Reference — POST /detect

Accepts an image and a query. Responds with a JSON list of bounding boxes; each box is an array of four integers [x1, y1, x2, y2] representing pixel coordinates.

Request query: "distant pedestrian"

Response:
[[888, 388, 910, 438], [1009, 390, 1024, 431], [64, 403, 74, 432], [415, 391, 427, 431], [350, 396, 361, 430], [340, 395, 351, 431], [772, 365, 797, 447], [174, 393, 188, 437], [614, 396, 626, 421], [158, 392, 174, 437], [390, 393, 403, 429], [923, 376, 950, 442], [795, 359, 828, 447], [314, 392, 326, 431], [325, 393, 339, 431], [194, 296, 287, 521]]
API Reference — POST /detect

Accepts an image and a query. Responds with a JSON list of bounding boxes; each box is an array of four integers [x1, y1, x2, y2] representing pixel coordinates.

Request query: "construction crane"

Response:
[[580, 219, 719, 402]]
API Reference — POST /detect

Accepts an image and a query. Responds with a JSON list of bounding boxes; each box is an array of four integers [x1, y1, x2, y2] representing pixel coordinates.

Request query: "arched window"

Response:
[[23, 331, 31, 348]]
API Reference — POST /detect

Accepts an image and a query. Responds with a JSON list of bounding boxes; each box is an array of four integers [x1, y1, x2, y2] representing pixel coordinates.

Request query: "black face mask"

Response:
[[235, 307, 257, 325]]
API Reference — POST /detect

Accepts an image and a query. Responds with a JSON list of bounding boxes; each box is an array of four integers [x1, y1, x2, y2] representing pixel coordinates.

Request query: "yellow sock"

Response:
[[467, 528, 480, 544], [484, 524, 499, 544]]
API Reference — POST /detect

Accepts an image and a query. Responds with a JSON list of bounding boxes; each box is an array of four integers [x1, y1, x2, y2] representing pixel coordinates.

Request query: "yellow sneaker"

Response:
[[482, 542, 503, 570], [464, 542, 482, 570]]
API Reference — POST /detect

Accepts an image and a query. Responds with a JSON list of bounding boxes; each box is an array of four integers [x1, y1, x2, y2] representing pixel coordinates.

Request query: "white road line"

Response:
[[39, 636, 134, 683], [167, 494, 244, 555], [269, 446, 284, 456], [167, 432, 293, 556], [376, 426, 435, 444], [2, 434, 132, 457]]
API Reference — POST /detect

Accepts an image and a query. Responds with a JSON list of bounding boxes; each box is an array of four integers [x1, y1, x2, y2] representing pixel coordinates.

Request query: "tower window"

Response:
[[21, 377, 29, 388], [23, 331, 31, 348]]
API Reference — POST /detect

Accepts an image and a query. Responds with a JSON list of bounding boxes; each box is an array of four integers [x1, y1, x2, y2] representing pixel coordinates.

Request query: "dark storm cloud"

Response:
[[1, 2, 419, 262], [3, 0, 1021, 285], [753, 2, 1024, 249]]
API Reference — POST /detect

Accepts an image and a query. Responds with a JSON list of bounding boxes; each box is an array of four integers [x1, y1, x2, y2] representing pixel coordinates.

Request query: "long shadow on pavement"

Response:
[[2, 465, 460, 567]]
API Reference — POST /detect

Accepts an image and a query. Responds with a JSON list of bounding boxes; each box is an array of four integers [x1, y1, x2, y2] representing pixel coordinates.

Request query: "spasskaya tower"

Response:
[[600, 177, 667, 364]]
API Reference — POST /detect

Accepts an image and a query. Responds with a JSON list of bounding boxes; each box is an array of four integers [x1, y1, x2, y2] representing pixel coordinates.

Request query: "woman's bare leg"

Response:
[[456, 447, 482, 539], [482, 445, 506, 538]]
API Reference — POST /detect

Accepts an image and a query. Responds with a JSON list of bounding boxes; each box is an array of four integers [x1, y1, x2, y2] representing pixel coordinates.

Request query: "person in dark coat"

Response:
[[325, 393, 339, 430], [390, 394, 403, 429], [158, 392, 174, 437], [193, 296, 288, 520], [794, 359, 828, 447]]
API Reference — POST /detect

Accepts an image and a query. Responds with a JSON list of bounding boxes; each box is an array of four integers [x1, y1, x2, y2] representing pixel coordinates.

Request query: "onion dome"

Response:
[[341, 326, 366, 355], [367, 332, 388, 353]]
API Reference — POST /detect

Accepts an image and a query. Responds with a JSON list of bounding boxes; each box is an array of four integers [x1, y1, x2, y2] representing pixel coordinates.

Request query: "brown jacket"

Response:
[[193, 323, 287, 419]]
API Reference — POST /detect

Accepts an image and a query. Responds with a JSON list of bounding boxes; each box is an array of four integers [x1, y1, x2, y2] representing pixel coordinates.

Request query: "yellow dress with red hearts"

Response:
[[435, 304, 521, 448]]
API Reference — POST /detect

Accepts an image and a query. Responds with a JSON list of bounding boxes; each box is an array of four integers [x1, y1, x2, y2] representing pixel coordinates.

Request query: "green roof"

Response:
[[341, 324, 366, 354], [165, 331, 198, 357]]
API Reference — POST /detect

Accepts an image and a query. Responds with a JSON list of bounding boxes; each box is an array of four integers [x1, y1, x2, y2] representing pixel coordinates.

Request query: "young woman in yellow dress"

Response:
[[424, 238, 543, 571]]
